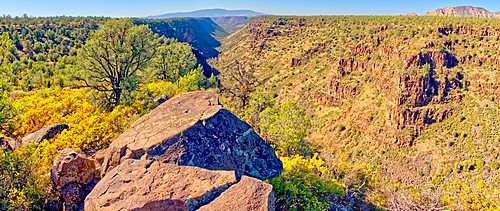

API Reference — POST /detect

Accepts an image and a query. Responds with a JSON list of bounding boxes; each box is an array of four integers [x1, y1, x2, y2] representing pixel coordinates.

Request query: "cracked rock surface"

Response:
[[78, 90, 282, 211], [85, 159, 238, 211], [101, 90, 282, 180]]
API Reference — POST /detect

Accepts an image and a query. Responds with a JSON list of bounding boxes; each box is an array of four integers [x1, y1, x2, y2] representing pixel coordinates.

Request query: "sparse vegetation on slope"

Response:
[[213, 16, 500, 210]]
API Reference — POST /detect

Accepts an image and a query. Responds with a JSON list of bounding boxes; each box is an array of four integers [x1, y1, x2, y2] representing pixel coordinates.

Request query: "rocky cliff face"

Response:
[[50, 90, 282, 211], [426, 6, 500, 18], [212, 16, 500, 209], [215, 16, 499, 146]]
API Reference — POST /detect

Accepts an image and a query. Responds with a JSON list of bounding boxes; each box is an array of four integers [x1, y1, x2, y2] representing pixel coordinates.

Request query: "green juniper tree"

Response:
[[77, 19, 158, 109]]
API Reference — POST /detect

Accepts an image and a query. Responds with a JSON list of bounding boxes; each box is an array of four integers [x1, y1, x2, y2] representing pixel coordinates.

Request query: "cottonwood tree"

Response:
[[77, 19, 158, 109]]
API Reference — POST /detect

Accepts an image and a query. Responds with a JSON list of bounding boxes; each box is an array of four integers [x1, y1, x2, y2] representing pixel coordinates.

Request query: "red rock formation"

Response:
[[199, 176, 275, 211], [85, 159, 239, 211], [291, 41, 330, 68], [426, 6, 500, 18], [51, 149, 100, 211], [48, 91, 281, 211], [101, 91, 283, 180], [310, 80, 358, 107]]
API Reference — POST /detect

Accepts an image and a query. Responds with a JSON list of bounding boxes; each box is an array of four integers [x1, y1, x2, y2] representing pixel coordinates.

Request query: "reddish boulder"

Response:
[[21, 123, 69, 147], [101, 90, 282, 180], [51, 148, 99, 211], [199, 176, 275, 211], [85, 159, 238, 211]]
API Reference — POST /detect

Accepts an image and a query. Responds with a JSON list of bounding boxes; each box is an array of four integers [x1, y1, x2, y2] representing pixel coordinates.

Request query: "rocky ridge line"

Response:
[[426, 6, 500, 18]]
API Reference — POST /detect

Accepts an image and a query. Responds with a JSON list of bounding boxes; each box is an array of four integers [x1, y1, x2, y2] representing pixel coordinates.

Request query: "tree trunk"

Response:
[[111, 88, 122, 109]]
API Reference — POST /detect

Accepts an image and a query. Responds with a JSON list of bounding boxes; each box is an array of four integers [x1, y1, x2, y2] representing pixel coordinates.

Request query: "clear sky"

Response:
[[0, 0, 499, 17]]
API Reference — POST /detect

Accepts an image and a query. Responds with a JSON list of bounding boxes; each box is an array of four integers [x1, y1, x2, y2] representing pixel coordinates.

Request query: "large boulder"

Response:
[[85, 159, 238, 211], [199, 176, 275, 211], [101, 90, 282, 180], [51, 148, 99, 211], [21, 123, 69, 147]]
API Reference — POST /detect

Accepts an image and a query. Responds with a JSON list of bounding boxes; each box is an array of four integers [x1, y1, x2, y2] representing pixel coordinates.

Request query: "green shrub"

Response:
[[269, 154, 345, 210]]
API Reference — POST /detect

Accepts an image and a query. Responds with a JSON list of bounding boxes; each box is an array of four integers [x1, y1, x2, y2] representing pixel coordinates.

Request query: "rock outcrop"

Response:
[[72, 90, 282, 211], [85, 159, 238, 211], [291, 41, 330, 68], [0, 136, 21, 151], [199, 176, 275, 211], [21, 123, 69, 147], [153, 94, 168, 105], [101, 90, 282, 180], [426, 6, 500, 18], [310, 80, 358, 107], [51, 149, 99, 211]]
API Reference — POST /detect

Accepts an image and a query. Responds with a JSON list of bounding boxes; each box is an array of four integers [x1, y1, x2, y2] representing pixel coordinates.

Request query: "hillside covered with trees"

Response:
[[0, 17, 217, 210]]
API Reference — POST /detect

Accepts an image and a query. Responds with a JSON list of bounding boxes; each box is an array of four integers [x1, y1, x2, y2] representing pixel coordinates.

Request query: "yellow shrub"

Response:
[[11, 88, 141, 170]]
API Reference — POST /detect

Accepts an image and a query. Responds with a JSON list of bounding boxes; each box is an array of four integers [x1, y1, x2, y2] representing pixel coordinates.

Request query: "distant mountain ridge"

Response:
[[426, 6, 500, 18], [148, 8, 265, 19], [211, 16, 250, 33]]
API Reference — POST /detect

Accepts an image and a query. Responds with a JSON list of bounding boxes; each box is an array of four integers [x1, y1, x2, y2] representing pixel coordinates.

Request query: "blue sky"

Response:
[[0, 0, 499, 17]]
